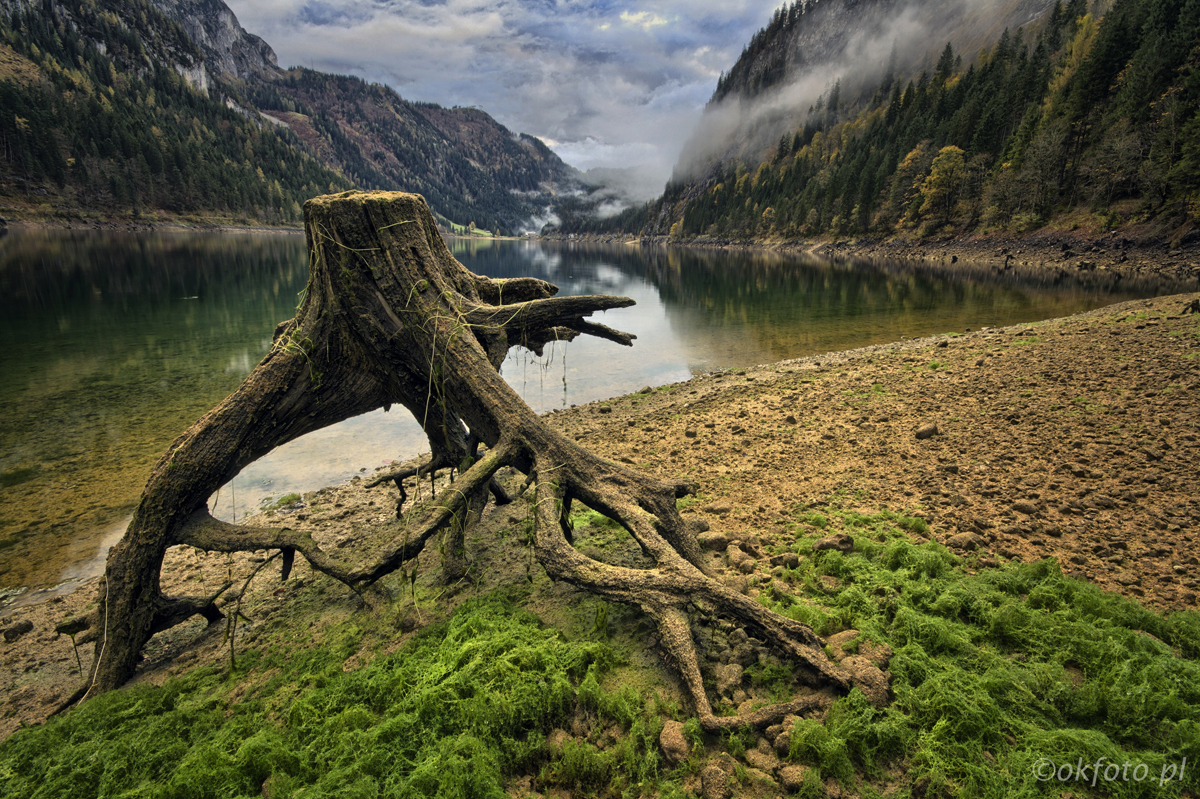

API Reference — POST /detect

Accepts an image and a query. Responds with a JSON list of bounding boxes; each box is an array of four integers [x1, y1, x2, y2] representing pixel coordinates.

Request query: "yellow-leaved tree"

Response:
[[919, 145, 966, 225]]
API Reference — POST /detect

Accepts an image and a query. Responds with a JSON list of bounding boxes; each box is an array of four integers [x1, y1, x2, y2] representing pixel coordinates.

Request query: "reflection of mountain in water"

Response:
[[0, 231, 311, 592], [640, 248, 1188, 369], [0, 231, 307, 315], [0, 233, 1181, 593], [453, 240, 638, 299], [462, 241, 1184, 372]]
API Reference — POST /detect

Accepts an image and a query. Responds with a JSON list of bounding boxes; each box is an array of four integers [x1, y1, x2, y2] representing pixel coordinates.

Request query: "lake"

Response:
[[0, 230, 1185, 602]]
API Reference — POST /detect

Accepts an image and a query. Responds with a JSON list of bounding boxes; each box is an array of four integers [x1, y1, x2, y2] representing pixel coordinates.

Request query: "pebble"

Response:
[[778, 765, 809, 792], [744, 745, 780, 772], [700, 755, 736, 799], [3, 619, 33, 643], [659, 720, 689, 766], [947, 532, 986, 551], [915, 422, 940, 440], [813, 533, 854, 553], [715, 662, 744, 697]]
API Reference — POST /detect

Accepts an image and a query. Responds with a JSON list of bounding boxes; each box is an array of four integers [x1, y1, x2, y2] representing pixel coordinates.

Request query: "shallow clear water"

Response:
[[0, 231, 1185, 598]]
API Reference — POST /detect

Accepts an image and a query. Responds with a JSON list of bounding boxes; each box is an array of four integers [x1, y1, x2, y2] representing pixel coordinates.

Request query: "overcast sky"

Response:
[[224, 1, 785, 189]]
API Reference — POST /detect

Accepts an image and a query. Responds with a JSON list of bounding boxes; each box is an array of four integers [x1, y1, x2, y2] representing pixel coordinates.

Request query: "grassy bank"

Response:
[[2, 503, 1198, 798]]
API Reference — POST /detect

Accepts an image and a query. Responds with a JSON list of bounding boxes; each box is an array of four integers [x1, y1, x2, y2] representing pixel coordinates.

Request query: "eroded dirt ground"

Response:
[[2, 291, 1198, 769], [564, 291, 1200, 612]]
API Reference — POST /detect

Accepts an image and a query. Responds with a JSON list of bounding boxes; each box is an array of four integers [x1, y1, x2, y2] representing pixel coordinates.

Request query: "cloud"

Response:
[[224, 0, 788, 189], [518, 205, 562, 235], [619, 10, 669, 30]]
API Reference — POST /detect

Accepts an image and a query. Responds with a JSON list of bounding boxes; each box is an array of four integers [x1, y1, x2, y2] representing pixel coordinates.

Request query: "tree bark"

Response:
[[71, 191, 864, 727]]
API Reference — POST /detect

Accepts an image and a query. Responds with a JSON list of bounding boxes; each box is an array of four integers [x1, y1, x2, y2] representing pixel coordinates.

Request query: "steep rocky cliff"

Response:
[[150, 0, 279, 82]]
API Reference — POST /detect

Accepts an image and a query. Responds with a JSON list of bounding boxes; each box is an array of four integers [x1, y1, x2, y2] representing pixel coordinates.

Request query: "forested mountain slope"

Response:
[[0, 0, 581, 232], [0, 0, 345, 225], [575, 0, 1198, 248], [243, 70, 578, 235], [688, 0, 1057, 174]]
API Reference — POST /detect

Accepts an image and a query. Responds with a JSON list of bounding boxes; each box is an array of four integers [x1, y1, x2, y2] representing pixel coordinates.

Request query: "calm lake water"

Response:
[[0, 230, 1186, 601]]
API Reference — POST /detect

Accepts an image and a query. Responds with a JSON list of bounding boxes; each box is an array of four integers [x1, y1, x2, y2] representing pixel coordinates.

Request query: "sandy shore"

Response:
[[2, 290, 1198, 742]]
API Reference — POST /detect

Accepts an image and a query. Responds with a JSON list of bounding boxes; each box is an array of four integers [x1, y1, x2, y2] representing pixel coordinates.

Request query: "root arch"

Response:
[[68, 191, 872, 727]]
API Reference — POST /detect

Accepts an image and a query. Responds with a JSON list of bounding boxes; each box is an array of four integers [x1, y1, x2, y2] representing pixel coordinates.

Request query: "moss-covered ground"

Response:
[[2, 499, 1197, 798]]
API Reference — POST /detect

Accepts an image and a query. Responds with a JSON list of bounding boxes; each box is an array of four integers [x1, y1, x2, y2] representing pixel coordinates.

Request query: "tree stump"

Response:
[[66, 191, 862, 728]]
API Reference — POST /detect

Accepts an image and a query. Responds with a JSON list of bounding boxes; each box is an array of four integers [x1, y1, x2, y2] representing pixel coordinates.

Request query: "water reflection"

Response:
[[0, 232, 1187, 596], [0, 230, 311, 592]]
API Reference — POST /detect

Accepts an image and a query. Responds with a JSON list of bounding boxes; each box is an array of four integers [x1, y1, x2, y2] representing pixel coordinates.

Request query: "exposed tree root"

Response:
[[67, 191, 878, 726]]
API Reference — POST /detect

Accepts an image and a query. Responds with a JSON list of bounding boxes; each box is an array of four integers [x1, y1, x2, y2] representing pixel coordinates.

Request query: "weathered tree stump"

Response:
[[66, 191, 866, 728]]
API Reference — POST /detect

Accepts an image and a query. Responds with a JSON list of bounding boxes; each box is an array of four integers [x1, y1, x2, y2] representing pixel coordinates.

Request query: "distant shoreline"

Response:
[[7, 206, 1197, 287], [546, 228, 1200, 287], [0, 216, 305, 235], [0, 214, 526, 242]]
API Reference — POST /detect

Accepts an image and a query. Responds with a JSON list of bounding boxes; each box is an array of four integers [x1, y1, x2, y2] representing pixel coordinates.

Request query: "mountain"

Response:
[[148, 0, 279, 83], [678, 0, 1058, 182], [240, 70, 580, 235], [594, 0, 1199, 246], [0, 0, 349, 225], [0, 0, 583, 232], [146, 0, 582, 232]]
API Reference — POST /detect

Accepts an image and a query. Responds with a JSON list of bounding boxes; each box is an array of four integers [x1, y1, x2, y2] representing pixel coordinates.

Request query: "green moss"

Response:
[[263, 493, 302, 510], [568, 507, 622, 531], [767, 505, 1200, 797], [5, 502, 1198, 799], [0, 596, 644, 799], [794, 509, 830, 529]]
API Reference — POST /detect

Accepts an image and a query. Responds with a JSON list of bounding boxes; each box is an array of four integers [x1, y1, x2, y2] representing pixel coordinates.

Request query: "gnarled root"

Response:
[[70, 191, 864, 725]]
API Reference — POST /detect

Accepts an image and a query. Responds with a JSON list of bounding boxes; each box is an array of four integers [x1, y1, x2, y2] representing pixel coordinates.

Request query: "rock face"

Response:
[[150, 0, 280, 81]]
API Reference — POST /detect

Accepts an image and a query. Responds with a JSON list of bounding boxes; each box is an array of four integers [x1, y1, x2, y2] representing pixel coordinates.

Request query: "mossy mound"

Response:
[[754, 503, 1200, 797], [0, 595, 671, 798], [2, 505, 1199, 798]]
